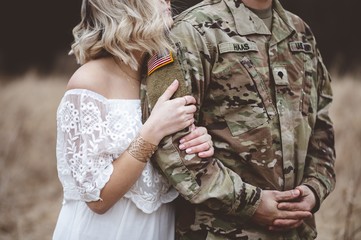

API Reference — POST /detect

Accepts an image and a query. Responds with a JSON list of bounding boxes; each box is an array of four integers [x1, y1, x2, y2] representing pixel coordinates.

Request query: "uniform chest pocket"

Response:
[[213, 55, 275, 137], [224, 107, 269, 136]]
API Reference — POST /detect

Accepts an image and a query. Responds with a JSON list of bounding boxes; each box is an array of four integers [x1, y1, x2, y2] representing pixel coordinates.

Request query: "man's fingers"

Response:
[[269, 211, 310, 231], [273, 218, 303, 227], [278, 201, 305, 211], [280, 210, 312, 220], [275, 189, 301, 202], [269, 219, 304, 231]]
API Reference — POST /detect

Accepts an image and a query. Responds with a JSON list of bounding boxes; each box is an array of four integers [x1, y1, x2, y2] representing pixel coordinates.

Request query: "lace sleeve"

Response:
[[56, 89, 141, 202]]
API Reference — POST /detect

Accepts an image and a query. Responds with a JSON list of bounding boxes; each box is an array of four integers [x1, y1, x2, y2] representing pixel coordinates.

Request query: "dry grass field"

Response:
[[0, 71, 360, 240]]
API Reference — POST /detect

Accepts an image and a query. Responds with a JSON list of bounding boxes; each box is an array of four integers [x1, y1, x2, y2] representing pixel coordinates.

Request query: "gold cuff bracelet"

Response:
[[126, 135, 158, 163]]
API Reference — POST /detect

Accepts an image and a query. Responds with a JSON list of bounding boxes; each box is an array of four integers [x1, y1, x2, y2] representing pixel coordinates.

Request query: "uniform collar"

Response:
[[269, 0, 297, 46], [224, 0, 296, 42]]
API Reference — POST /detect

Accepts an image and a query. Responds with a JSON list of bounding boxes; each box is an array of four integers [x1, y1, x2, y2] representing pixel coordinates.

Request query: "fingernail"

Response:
[[186, 148, 192, 154], [179, 144, 185, 150], [179, 138, 185, 144], [294, 189, 300, 196], [172, 79, 178, 85]]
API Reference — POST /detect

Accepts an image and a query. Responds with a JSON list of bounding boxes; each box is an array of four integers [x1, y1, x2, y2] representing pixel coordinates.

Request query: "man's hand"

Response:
[[277, 185, 316, 212], [251, 189, 312, 230], [269, 185, 316, 231]]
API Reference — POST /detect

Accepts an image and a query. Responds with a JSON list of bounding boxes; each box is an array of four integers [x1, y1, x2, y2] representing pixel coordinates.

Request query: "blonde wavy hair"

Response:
[[70, 0, 173, 69]]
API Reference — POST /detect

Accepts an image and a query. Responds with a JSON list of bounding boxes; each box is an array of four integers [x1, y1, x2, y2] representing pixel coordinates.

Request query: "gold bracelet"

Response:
[[126, 135, 158, 163]]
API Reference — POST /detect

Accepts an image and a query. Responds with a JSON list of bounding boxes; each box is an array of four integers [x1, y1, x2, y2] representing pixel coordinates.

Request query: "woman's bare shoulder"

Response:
[[66, 58, 112, 94]]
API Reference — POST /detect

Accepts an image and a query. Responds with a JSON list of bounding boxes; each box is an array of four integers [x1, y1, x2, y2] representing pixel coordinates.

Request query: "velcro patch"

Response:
[[147, 51, 174, 76], [273, 66, 288, 86], [289, 41, 313, 54], [146, 53, 189, 109], [218, 42, 258, 54]]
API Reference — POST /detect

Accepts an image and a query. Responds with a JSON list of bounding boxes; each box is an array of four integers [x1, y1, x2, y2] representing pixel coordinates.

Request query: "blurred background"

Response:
[[0, 0, 360, 239]]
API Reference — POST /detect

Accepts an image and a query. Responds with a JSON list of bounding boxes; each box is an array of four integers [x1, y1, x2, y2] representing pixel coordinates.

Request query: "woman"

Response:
[[52, 0, 213, 239]]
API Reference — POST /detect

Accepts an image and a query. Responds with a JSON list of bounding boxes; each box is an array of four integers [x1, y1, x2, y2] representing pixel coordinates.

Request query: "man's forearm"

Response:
[[154, 132, 262, 221]]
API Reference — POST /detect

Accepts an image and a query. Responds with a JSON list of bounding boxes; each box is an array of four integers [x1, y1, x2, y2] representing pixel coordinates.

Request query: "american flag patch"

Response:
[[147, 51, 174, 76]]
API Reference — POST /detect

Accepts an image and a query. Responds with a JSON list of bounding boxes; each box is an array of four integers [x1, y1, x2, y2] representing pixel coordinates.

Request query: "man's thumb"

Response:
[[276, 189, 301, 202]]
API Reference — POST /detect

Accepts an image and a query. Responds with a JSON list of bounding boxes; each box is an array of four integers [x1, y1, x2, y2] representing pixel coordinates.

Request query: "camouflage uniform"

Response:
[[141, 0, 336, 239]]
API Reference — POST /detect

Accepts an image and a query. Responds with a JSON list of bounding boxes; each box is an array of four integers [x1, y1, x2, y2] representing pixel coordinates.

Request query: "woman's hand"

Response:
[[141, 80, 197, 145], [179, 124, 214, 158]]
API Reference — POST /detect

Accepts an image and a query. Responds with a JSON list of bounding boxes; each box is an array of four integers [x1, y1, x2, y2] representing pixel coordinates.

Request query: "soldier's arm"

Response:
[[145, 20, 261, 222], [301, 26, 336, 212]]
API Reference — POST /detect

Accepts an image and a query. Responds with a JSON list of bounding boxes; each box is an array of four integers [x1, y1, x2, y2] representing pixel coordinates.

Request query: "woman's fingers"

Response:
[[180, 126, 207, 143], [189, 124, 196, 131], [171, 96, 196, 110], [183, 104, 197, 114], [180, 127, 209, 147], [184, 141, 213, 154], [179, 134, 211, 150], [198, 145, 214, 158], [157, 79, 179, 102], [179, 126, 213, 157], [152, 87, 197, 137], [183, 95, 196, 105], [182, 141, 213, 157], [179, 140, 213, 156]]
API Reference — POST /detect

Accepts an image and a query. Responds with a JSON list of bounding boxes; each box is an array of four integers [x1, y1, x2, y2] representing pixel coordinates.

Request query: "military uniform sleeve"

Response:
[[144, 20, 262, 221], [301, 29, 336, 212]]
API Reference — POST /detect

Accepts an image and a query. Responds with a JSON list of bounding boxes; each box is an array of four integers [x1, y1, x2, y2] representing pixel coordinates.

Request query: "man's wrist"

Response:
[[302, 184, 320, 213], [235, 185, 262, 221]]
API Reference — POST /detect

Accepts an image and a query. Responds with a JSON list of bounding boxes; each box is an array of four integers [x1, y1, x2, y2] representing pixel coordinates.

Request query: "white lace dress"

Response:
[[53, 89, 178, 240]]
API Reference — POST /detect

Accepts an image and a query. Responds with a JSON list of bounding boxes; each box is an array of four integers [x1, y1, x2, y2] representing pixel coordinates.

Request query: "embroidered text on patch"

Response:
[[289, 41, 313, 54], [147, 51, 174, 76]]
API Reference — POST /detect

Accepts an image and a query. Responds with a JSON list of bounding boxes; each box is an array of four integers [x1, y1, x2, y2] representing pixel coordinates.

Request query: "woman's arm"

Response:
[[87, 80, 213, 214]]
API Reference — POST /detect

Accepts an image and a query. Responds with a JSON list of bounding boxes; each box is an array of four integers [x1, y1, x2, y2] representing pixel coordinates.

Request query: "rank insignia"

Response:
[[273, 66, 289, 86]]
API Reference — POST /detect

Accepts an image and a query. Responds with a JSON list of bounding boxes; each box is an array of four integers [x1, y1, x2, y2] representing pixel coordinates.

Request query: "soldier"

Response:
[[142, 0, 336, 239]]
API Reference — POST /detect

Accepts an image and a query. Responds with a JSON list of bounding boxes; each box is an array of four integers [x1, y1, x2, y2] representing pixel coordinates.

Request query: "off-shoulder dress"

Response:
[[52, 89, 178, 240]]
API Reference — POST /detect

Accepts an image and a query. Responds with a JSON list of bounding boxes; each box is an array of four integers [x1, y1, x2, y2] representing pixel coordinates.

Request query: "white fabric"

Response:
[[53, 199, 175, 240], [53, 89, 178, 240]]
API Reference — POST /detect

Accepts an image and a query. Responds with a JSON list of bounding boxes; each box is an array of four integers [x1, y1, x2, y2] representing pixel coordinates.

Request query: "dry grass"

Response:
[[316, 75, 361, 240], [0, 72, 360, 240], [0, 73, 66, 240]]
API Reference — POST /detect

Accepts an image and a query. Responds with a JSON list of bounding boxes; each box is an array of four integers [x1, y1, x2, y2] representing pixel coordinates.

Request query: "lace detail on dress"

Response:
[[124, 162, 179, 214], [56, 89, 178, 213]]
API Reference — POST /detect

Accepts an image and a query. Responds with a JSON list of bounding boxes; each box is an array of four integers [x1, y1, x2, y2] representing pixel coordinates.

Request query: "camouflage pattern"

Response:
[[141, 0, 336, 239]]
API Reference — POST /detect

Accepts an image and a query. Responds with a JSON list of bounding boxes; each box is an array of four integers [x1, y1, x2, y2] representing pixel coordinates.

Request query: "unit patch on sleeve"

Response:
[[147, 51, 174, 76]]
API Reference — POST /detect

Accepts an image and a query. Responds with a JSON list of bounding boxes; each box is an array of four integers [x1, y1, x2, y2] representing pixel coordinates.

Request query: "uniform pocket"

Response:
[[224, 107, 269, 136], [213, 40, 274, 137], [220, 56, 272, 137]]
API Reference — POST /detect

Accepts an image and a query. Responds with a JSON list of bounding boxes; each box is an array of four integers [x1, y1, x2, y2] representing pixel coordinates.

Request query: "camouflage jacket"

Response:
[[141, 0, 336, 239]]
